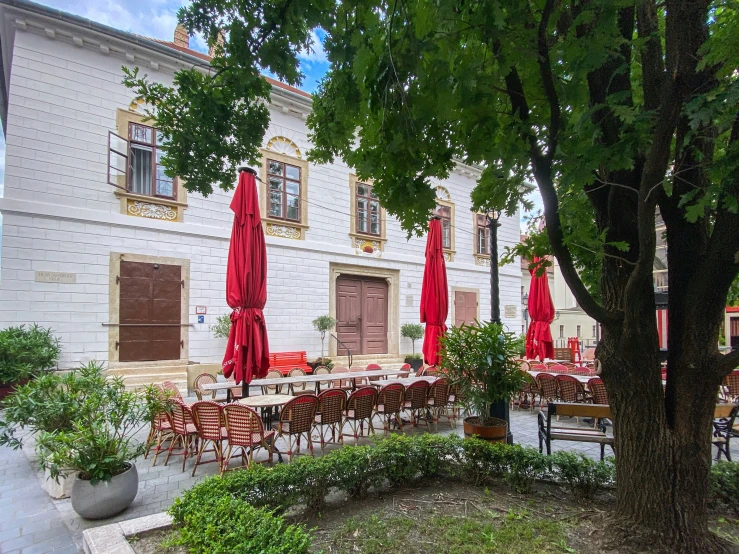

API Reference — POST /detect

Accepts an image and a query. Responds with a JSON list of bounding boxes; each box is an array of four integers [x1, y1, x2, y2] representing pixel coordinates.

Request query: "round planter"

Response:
[[463, 416, 508, 442], [71, 463, 138, 520]]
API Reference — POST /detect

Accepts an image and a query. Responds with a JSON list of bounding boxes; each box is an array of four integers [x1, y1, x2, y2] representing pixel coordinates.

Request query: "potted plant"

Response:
[[401, 323, 425, 370], [34, 363, 167, 519], [0, 325, 60, 399], [312, 315, 337, 362], [211, 314, 232, 339], [441, 320, 525, 442]]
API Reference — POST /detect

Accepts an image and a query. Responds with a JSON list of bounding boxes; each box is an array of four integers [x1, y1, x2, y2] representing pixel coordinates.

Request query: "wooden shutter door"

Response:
[[336, 277, 362, 356], [361, 279, 388, 354], [454, 291, 478, 327]]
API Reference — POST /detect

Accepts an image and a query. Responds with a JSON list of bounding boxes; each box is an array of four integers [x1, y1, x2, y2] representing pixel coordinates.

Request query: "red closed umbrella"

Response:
[[222, 168, 269, 397], [525, 257, 555, 360], [421, 217, 448, 366]]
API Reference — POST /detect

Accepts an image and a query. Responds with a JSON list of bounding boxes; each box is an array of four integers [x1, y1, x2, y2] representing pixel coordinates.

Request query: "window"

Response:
[[267, 159, 301, 222], [435, 205, 452, 249], [476, 214, 490, 255], [109, 122, 177, 199], [559, 325, 564, 338], [356, 182, 381, 236], [577, 325, 581, 337], [592, 325, 597, 337]]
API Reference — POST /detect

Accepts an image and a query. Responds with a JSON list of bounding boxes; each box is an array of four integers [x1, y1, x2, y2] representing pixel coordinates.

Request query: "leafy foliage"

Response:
[[441, 321, 525, 424], [709, 461, 739, 514], [0, 325, 60, 383], [211, 314, 232, 340], [400, 323, 424, 355], [312, 315, 336, 358]]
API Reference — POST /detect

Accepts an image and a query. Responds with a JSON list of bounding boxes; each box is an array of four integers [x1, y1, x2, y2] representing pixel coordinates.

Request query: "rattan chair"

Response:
[[366, 363, 383, 384], [273, 395, 319, 459], [588, 378, 609, 405], [555, 374, 589, 403], [314, 389, 346, 449], [144, 404, 173, 466], [226, 375, 244, 400], [516, 372, 540, 412], [190, 401, 226, 476], [164, 401, 198, 472], [261, 369, 284, 395], [350, 366, 368, 387], [287, 367, 309, 395], [723, 372, 739, 403], [343, 387, 378, 444], [427, 378, 452, 431], [330, 366, 351, 389], [194, 373, 227, 403], [535, 373, 558, 407], [447, 382, 464, 424], [162, 380, 183, 401], [398, 363, 412, 377], [374, 383, 405, 436], [425, 366, 444, 377], [222, 404, 274, 472], [548, 364, 568, 374], [571, 366, 593, 376], [518, 360, 531, 371], [402, 380, 430, 431]]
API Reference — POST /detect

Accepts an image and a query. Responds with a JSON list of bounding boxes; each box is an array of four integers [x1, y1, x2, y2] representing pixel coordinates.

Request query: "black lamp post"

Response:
[[486, 209, 513, 444], [522, 293, 529, 334]]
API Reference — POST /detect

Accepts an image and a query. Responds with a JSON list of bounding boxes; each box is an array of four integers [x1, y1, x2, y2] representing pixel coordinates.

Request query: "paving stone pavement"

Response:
[[2, 394, 737, 554]]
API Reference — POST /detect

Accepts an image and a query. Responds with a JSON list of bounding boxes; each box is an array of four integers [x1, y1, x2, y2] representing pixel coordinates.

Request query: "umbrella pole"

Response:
[[242, 378, 249, 398]]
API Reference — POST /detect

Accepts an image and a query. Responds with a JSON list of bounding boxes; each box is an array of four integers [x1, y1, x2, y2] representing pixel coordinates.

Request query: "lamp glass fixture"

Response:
[[487, 209, 501, 221]]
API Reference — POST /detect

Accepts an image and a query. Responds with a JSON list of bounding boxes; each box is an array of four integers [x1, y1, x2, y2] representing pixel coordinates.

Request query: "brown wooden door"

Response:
[[731, 318, 739, 349], [119, 261, 182, 362], [336, 276, 388, 355], [454, 291, 478, 327]]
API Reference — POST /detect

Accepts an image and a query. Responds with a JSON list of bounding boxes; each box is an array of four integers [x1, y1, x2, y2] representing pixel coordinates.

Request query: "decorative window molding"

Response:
[[110, 108, 188, 221], [435, 187, 455, 262], [349, 174, 387, 252], [473, 213, 491, 263], [265, 135, 302, 159], [258, 148, 309, 240]]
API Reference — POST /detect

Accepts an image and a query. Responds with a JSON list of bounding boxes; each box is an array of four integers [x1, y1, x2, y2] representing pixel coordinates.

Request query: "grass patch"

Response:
[[324, 508, 574, 553]]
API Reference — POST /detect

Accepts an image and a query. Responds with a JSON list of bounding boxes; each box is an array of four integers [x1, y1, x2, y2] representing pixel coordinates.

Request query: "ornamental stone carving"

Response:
[[355, 238, 382, 258], [266, 223, 301, 240], [443, 251, 453, 262], [474, 255, 491, 267], [127, 200, 177, 221]]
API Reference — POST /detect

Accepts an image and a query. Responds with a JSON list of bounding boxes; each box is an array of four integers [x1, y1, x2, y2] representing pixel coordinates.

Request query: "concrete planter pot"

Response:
[[41, 467, 75, 499], [463, 416, 508, 442], [71, 463, 139, 520]]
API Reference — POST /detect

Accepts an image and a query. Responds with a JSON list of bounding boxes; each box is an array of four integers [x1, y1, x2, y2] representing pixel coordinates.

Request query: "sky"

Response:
[[0, 0, 542, 228]]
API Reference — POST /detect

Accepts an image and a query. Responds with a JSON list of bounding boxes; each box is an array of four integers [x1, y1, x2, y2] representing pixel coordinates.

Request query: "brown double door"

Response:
[[118, 261, 182, 362], [336, 276, 388, 355], [454, 290, 478, 327]]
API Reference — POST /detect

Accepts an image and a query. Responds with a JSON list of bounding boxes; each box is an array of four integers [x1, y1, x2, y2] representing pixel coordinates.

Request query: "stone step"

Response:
[[107, 365, 188, 377]]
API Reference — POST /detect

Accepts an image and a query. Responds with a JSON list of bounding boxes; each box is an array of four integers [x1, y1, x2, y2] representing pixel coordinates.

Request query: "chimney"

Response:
[[208, 30, 226, 58], [174, 24, 189, 48]]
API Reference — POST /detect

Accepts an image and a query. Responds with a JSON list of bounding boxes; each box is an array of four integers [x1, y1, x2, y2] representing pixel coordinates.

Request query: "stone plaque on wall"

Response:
[[504, 305, 517, 318], [35, 271, 76, 284]]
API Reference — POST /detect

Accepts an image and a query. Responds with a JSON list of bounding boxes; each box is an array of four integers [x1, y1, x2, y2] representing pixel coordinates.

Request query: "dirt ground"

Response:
[[129, 480, 739, 554]]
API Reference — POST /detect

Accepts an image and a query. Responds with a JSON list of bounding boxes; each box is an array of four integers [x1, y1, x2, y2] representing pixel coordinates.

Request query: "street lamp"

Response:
[[486, 209, 512, 443], [522, 293, 529, 333]]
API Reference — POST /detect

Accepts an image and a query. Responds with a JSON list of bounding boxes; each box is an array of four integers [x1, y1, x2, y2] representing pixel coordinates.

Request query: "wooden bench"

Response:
[[268, 351, 312, 375], [538, 402, 614, 460]]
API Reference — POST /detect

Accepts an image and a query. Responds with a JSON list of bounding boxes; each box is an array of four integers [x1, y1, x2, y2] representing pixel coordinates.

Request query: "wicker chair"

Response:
[[425, 366, 444, 377], [162, 380, 183, 401], [274, 395, 319, 459], [516, 372, 540, 412], [518, 360, 531, 371], [374, 383, 405, 436], [194, 373, 226, 403], [287, 367, 309, 395], [415, 366, 428, 377], [572, 366, 593, 376], [366, 363, 382, 384], [144, 403, 173, 465], [222, 404, 274, 472], [555, 374, 589, 403], [314, 389, 347, 449], [164, 401, 198, 472], [261, 369, 285, 395], [330, 366, 351, 389], [530, 363, 547, 371], [402, 380, 430, 431], [343, 387, 378, 444], [535, 373, 558, 406], [447, 382, 464, 424], [398, 363, 412, 377], [723, 372, 739, 403], [190, 401, 226, 476], [226, 375, 244, 401], [427, 378, 452, 431], [350, 366, 368, 387], [588, 378, 609, 405], [548, 364, 568, 374]]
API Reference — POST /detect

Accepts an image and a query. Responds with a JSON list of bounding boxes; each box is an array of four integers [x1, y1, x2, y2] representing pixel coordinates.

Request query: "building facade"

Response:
[[0, 1, 522, 378]]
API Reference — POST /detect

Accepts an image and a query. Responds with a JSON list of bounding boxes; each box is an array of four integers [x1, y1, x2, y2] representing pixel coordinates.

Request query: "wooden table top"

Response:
[[202, 369, 409, 391], [237, 394, 293, 408]]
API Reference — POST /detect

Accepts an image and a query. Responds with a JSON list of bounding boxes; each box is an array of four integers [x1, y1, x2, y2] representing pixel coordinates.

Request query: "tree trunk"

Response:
[[598, 322, 730, 553]]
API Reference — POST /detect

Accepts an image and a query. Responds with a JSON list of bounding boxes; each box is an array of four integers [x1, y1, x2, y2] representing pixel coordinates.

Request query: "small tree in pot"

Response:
[[312, 315, 336, 360], [441, 320, 525, 442], [401, 323, 424, 370]]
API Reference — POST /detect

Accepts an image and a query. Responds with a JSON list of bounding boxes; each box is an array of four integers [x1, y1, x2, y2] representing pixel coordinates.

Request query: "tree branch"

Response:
[[636, 0, 665, 111], [536, 0, 560, 161], [716, 348, 739, 376]]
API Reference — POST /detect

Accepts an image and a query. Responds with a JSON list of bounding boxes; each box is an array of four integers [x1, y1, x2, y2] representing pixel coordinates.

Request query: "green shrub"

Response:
[[211, 314, 232, 339], [503, 444, 550, 493], [462, 438, 511, 484], [0, 324, 60, 383], [551, 452, 615, 498], [709, 461, 739, 513], [170, 496, 312, 554]]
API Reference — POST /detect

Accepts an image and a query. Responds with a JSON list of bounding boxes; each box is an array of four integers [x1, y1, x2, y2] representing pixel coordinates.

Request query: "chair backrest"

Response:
[[428, 378, 451, 406], [399, 363, 411, 371], [162, 380, 183, 401], [350, 366, 368, 385], [194, 373, 217, 401], [416, 366, 427, 377], [522, 371, 538, 389], [725, 372, 739, 399], [317, 389, 346, 425], [535, 373, 558, 399], [518, 360, 531, 371], [223, 404, 265, 447], [330, 365, 350, 387], [347, 386, 378, 419], [555, 374, 585, 402], [404, 381, 430, 410], [263, 369, 284, 394], [314, 366, 331, 375], [366, 363, 382, 371], [288, 367, 307, 391], [191, 401, 224, 441], [530, 363, 547, 370], [571, 366, 593, 376], [548, 364, 568, 374], [279, 395, 319, 434], [168, 401, 191, 435], [588, 378, 609, 405], [377, 383, 404, 414], [425, 369, 443, 377]]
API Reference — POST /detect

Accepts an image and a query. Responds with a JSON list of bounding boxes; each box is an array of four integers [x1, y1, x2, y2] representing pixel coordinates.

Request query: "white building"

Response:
[[0, 0, 522, 385]]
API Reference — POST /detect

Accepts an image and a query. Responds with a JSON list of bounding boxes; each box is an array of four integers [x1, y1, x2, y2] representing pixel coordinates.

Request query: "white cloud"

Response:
[[298, 29, 327, 64]]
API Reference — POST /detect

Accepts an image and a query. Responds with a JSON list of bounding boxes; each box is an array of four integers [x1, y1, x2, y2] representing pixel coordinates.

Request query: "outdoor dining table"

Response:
[[202, 368, 411, 400], [237, 394, 294, 463]]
